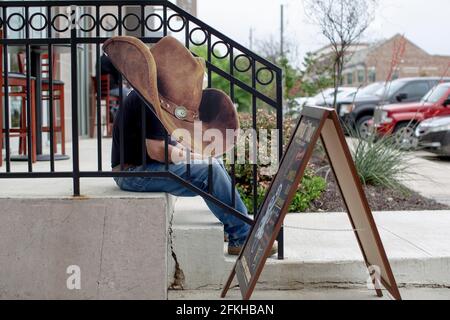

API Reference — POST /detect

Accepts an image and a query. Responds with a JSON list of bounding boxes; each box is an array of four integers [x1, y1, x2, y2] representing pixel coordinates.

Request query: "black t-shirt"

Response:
[[100, 54, 121, 90], [111, 90, 171, 168]]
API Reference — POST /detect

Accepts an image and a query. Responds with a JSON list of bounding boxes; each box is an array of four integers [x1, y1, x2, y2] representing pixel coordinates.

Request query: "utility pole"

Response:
[[280, 4, 284, 57], [249, 28, 253, 50]]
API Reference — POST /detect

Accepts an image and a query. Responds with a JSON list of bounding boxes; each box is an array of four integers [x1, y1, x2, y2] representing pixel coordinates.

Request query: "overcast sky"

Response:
[[194, 0, 450, 66]]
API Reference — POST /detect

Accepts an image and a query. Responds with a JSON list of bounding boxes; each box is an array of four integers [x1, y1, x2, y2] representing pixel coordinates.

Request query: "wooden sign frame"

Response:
[[221, 106, 402, 300]]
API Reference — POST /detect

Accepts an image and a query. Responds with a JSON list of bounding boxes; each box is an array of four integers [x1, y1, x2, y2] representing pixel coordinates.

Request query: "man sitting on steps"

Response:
[[105, 36, 277, 256], [111, 90, 252, 255]]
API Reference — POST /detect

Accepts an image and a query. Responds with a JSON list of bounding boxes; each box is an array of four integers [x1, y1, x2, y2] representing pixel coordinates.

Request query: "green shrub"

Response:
[[236, 185, 265, 214], [229, 110, 326, 214], [237, 170, 326, 214], [289, 171, 326, 212], [348, 127, 412, 191]]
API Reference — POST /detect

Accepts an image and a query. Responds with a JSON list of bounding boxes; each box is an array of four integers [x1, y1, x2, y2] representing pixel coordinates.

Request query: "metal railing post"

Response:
[[2, 5, 11, 173], [251, 59, 258, 217], [276, 69, 284, 260], [71, 8, 80, 196]]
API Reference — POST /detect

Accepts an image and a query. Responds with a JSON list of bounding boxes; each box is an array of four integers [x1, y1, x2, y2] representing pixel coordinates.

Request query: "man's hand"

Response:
[[146, 139, 173, 163], [146, 139, 205, 164], [173, 144, 205, 163]]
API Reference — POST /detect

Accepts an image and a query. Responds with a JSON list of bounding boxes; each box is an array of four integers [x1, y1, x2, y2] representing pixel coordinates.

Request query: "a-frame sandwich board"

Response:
[[221, 106, 402, 300]]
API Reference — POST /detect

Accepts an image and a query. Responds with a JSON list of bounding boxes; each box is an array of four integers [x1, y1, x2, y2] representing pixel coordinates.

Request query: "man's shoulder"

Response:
[[126, 89, 138, 102], [125, 90, 156, 114], [123, 90, 142, 110]]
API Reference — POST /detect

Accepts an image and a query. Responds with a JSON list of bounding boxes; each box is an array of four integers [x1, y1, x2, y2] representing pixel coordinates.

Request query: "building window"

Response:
[[347, 73, 353, 85], [368, 69, 376, 83], [357, 70, 365, 84]]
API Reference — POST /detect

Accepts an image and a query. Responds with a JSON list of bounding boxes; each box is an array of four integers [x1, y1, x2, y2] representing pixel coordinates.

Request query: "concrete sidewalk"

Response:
[[171, 197, 450, 292], [403, 151, 450, 206], [0, 137, 112, 174], [169, 287, 450, 300]]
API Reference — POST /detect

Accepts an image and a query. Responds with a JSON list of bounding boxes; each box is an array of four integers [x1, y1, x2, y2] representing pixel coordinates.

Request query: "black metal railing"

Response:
[[0, 1, 284, 257]]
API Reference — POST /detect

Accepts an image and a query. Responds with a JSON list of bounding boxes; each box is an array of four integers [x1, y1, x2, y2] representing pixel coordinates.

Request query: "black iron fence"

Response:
[[0, 1, 284, 257]]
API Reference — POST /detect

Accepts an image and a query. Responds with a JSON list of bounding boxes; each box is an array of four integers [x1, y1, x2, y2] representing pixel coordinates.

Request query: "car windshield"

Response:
[[358, 82, 384, 96], [313, 89, 335, 100], [324, 90, 356, 103], [316, 88, 356, 101], [421, 85, 450, 103], [374, 81, 406, 98], [338, 91, 354, 99]]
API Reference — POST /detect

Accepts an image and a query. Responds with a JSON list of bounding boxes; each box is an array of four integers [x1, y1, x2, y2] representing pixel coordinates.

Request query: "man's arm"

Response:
[[146, 139, 204, 164]]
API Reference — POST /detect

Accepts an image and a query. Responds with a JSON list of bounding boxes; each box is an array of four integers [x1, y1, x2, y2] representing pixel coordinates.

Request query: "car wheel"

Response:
[[356, 116, 374, 140], [394, 123, 418, 150]]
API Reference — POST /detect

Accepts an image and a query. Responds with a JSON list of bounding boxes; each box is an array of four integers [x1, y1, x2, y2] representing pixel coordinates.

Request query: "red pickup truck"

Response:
[[372, 83, 450, 148]]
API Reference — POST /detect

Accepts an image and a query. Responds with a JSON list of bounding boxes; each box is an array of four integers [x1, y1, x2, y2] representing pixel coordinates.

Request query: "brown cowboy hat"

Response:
[[102, 36, 239, 157]]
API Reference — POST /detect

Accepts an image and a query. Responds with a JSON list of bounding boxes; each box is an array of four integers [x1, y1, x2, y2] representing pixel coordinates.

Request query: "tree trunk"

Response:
[[332, 54, 343, 108]]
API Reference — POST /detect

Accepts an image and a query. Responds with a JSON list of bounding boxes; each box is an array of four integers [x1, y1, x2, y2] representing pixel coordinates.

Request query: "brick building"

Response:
[[305, 43, 369, 82], [313, 43, 370, 66], [342, 34, 450, 87]]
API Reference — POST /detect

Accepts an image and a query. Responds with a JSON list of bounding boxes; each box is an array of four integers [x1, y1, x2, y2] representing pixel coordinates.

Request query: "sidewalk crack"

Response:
[[96, 207, 108, 298], [168, 212, 185, 290], [379, 226, 433, 257]]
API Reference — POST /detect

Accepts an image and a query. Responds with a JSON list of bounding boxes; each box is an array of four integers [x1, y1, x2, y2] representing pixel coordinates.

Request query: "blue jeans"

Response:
[[113, 159, 251, 247]]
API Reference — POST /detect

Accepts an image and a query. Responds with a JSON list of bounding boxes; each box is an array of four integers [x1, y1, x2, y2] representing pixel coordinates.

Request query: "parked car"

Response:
[[319, 82, 384, 108], [354, 81, 386, 97], [319, 88, 358, 107], [416, 116, 450, 156], [372, 83, 450, 149], [337, 77, 450, 137], [295, 87, 357, 109]]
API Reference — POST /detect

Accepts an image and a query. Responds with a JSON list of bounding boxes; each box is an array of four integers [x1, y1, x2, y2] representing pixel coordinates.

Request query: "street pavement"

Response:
[[169, 287, 450, 300]]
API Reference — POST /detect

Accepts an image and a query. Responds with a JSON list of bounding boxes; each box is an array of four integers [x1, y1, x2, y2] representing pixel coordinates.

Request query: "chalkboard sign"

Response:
[[222, 106, 402, 301]]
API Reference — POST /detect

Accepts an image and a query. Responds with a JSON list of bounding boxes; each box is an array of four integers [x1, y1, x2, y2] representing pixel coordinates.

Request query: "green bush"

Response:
[[237, 170, 326, 214], [289, 171, 326, 212], [236, 185, 265, 214], [348, 127, 412, 191], [228, 110, 326, 214]]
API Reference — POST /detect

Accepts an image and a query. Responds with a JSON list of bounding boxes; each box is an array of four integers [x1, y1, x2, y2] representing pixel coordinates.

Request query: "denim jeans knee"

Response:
[[113, 161, 251, 247]]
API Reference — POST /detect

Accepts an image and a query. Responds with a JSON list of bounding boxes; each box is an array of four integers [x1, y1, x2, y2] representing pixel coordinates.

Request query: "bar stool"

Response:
[[41, 53, 65, 155], [90, 74, 120, 138], [1, 46, 37, 166], [18, 51, 65, 156], [1, 75, 37, 165]]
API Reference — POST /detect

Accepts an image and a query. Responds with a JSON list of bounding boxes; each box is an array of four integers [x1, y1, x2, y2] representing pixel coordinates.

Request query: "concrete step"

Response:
[[171, 196, 450, 292], [169, 197, 227, 290], [0, 178, 175, 299]]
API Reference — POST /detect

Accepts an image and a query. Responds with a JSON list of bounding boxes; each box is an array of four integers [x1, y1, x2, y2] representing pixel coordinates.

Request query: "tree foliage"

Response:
[[190, 42, 305, 113], [304, 0, 378, 106], [299, 52, 334, 97]]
